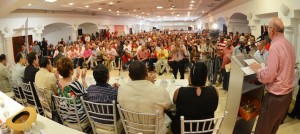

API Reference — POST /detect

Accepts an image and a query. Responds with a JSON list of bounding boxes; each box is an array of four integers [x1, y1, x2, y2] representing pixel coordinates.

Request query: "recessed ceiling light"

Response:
[[191, 1, 195, 3], [171, 12, 174, 14], [202, 11, 205, 13], [157, 6, 163, 9], [28, 3, 32, 6], [45, 0, 57, 2], [127, 13, 130, 15], [190, 4, 193, 7], [98, 7, 102, 10], [109, 9, 111, 11], [85, 5, 89, 8], [109, 2, 113, 5], [177, 14, 180, 16], [117, 11, 119, 13], [133, 9, 136, 12], [170, 7, 173, 9], [117, 14, 119, 16], [68, 3, 74, 6]]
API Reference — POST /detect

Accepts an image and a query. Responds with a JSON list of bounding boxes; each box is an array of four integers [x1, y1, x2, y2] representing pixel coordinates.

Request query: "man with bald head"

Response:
[[250, 18, 296, 134]]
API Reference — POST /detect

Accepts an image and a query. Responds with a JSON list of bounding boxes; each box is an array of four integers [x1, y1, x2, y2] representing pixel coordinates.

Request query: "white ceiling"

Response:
[[14, 0, 232, 22]]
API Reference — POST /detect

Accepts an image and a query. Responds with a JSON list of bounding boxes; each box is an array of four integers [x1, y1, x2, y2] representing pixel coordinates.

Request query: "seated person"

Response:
[[121, 49, 132, 70], [253, 41, 268, 63], [0, 54, 12, 93], [137, 45, 149, 64], [85, 64, 122, 130], [56, 57, 88, 124], [118, 61, 172, 134], [23, 52, 44, 115], [171, 62, 219, 134], [53, 45, 64, 67], [35, 56, 59, 118], [155, 44, 168, 75], [11, 52, 27, 98]]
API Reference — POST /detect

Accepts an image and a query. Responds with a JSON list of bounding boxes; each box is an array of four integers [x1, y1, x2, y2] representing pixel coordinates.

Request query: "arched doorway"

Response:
[[78, 22, 98, 36], [42, 23, 72, 45], [228, 13, 250, 35]]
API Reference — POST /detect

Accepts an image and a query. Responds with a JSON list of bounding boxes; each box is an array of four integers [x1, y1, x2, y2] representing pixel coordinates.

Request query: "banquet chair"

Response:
[[21, 82, 43, 114], [180, 111, 228, 134], [34, 85, 52, 119], [7, 78, 25, 105], [117, 104, 159, 134], [52, 95, 90, 133], [80, 97, 123, 134]]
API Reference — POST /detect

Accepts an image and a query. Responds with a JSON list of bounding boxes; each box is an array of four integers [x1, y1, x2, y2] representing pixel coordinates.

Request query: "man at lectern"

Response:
[[250, 18, 296, 134]]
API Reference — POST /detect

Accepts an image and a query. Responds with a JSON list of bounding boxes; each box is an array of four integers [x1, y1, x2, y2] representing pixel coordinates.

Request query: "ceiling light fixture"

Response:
[[117, 14, 119, 16], [170, 7, 173, 9], [189, 7, 192, 9], [109, 2, 113, 5], [171, 12, 174, 14], [127, 13, 130, 15], [156, 6, 163, 9], [190, 4, 193, 7], [191, 1, 195, 3], [68, 3, 74, 6], [133, 9, 136, 12], [85, 5, 89, 8], [109, 9, 111, 11], [28, 3, 32, 6], [117, 11, 119, 13], [202, 11, 205, 13], [45, 0, 57, 2], [98, 7, 102, 10]]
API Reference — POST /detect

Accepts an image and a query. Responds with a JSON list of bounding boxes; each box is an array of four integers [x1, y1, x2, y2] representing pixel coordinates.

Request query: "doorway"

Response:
[[12, 35, 32, 61]]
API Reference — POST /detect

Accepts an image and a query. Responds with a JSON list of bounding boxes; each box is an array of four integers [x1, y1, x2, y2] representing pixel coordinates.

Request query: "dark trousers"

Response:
[[255, 92, 292, 134], [291, 88, 300, 116], [115, 56, 120, 67], [73, 58, 84, 68], [222, 69, 230, 90], [172, 60, 185, 79], [212, 58, 222, 84], [148, 58, 157, 71]]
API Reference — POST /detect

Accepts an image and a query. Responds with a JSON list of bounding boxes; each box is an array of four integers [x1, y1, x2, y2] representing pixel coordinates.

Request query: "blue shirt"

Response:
[[86, 83, 118, 124], [253, 49, 268, 63]]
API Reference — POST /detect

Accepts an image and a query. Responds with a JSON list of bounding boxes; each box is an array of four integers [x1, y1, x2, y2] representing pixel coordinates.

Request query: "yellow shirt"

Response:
[[157, 49, 169, 60]]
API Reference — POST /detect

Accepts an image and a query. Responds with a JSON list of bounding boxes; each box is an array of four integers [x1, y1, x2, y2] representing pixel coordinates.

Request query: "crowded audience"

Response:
[[1, 27, 292, 134]]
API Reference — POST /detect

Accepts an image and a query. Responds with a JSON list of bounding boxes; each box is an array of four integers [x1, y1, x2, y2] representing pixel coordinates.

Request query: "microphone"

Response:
[[257, 31, 268, 40]]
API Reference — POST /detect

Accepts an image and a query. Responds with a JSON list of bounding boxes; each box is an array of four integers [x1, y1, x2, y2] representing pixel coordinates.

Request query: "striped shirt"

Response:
[[257, 33, 296, 95], [86, 83, 118, 124], [57, 81, 87, 123]]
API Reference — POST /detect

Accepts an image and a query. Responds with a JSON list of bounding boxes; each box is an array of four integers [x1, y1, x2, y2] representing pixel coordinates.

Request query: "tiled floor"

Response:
[[83, 68, 300, 134]]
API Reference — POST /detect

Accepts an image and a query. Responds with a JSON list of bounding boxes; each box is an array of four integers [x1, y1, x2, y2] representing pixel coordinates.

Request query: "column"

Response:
[[284, 27, 294, 44], [4, 35, 14, 64], [0, 35, 4, 54]]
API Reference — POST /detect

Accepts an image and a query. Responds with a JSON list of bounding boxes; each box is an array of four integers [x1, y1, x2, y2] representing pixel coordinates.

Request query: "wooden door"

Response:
[[12, 35, 32, 61]]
